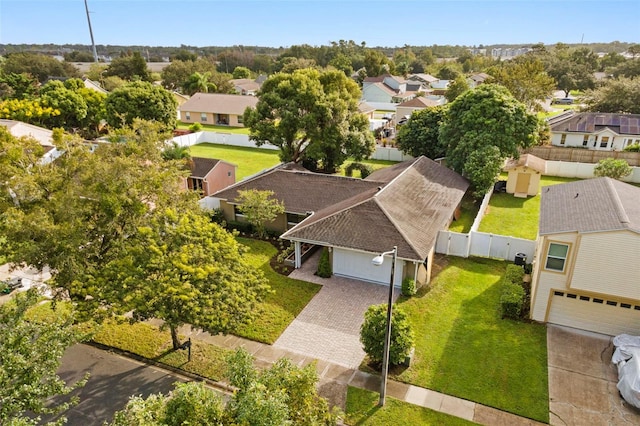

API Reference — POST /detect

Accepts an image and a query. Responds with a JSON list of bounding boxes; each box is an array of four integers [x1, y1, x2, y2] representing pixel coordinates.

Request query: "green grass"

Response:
[[344, 387, 476, 425], [176, 121, 250, 135], [394, 257, 548, 422], [448, 193, 479, 233], [233, 237, 321, 344], [189, 143, 281, 180], [478, 175, 579, 240]]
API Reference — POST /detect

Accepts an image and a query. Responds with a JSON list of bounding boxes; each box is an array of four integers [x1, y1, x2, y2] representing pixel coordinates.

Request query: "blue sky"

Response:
[[1, 0, 638, 48]]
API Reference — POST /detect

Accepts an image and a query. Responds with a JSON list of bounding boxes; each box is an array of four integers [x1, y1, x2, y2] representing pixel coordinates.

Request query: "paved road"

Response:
[[46, 344, 187, 425]]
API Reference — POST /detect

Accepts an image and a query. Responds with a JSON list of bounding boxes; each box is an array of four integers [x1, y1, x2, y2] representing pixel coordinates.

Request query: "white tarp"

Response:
[[612, 334, 640, 408]]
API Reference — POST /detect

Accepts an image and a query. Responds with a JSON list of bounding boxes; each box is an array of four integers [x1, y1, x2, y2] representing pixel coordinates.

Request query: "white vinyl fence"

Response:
[[545, 160, 640, 183]]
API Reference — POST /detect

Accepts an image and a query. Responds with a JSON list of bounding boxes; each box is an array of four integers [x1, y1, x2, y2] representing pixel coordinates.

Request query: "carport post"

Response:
[[371, 246, 397, 407]]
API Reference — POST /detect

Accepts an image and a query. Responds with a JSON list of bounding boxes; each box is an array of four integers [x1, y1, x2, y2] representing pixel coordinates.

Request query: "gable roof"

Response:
[[504, 154, 546, 173], [550, 112, 640, 136], [408, 73, 438, 83], [179, 93, 258, 115], [282, 157, 469, 260], [397, 96, 440, 108], [0, 119, 54, 146], [212, 166, 382, 214], [540, 177, 640, 235]]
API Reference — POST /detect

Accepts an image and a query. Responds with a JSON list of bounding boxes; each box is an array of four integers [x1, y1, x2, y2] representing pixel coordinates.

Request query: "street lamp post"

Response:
[[371, 245, 397, 407]]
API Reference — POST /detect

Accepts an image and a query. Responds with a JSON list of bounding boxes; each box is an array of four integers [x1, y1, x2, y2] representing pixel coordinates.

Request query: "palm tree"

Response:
[[182, 72, 217, 96], [162, 142, 192, 169]]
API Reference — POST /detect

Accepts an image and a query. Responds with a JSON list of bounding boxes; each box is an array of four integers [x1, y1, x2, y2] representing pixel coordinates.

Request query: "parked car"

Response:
[[612, 334, 640, 409], [552, 97, 574, 105], [0, 277, 23, 294]]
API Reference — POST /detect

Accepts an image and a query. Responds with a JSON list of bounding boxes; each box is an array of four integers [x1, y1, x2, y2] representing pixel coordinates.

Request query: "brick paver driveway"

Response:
[[274, 250, 399, 368]]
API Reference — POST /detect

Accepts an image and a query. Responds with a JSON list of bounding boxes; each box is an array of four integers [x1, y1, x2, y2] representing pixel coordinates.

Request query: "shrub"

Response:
[[360, 304, 415, 366], [316, 247, 332, 278], [276, 245, 294, 264], [189, 122, 202, 132], [593, 158, 632, 180], [344, 162, 373, 179], [401, 277, 416, 297], [624, 143, 640, 152], [500, 282, 525, 320], [209, 208, 226, 226], [504, 264, 525, 285], [226, 220, 254, 235]]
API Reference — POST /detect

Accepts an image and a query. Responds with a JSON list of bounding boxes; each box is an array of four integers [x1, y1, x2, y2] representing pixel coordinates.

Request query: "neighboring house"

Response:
[[530, 177, 640, 336], [361, 74, 429, 104], [429, 79, 450, 90], [185, 157, 236, 197], [550, 112, 640, 151], [212, 157, 469, 287], [229, 78, 262, 96], [179, 93, 258, 127], [358, 101, 376, 120], [407, 73, 439, 86], [468, 72, 491, 88], [395, 96, 446, 125], [83, 78, 108, 94], [503, 154, 546, 197], [0, 119, 61, 164]]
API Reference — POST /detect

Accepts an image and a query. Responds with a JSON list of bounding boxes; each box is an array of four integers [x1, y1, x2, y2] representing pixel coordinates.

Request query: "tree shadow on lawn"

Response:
[[397, 257, 549, 422]]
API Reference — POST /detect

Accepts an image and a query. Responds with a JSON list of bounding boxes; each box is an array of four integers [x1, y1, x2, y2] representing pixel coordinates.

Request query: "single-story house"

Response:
[[395, 96, 446, 125], [503, 154, 546, 197], [468, 73, 491, 88], [211, 157, 469, 287], [550, 112, 640, 151], [529, 177, 640, 336], [178, 93, 258, 127], [361, 74, 429, 104], [407, 73, 439, 86], [0, 119, 61, 164], [185, 157, 236, 197], [229, 78, 262, 96]]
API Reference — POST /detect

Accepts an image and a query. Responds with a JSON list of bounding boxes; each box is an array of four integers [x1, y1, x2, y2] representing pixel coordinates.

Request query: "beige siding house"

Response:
[[504, 154, 546, 197], [530, 177, 640, 335], [179, 93, 258, 127], [212, 157, 468, 287]]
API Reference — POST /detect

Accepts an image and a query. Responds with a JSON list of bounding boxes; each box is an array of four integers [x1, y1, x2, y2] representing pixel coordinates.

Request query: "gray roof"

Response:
[[212, 166, 382, 214], [539, 177, 640, 235], [282, 157, 469, 260], [179, 93, 258, 115], [550, 112, 640, 136]]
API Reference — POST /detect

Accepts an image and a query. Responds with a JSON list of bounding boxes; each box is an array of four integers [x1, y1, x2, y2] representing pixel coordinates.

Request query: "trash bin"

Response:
[[515, 253, 527, 266]]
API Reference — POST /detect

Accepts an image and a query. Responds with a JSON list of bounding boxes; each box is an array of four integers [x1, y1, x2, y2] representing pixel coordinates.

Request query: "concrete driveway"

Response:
[[547, 325, 640, 425]]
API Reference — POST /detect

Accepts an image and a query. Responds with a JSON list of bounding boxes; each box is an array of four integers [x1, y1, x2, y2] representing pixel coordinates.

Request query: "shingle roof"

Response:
[[179, 93, 258, 115], [550, 112, 640, 136], [539, 177, 640, 235], [282, 157, 469, 260], [397, 96, 440, 108], [212, 166, 382, 214], [190, 157, 221, 178], [504, 154, 546, 173]]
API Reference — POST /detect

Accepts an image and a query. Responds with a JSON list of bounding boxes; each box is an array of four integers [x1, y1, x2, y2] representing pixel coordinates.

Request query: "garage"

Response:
[[547, 290, 640, 336], [332, 247, 404, 287]]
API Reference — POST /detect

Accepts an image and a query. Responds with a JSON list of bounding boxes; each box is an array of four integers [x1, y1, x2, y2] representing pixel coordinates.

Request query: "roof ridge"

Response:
[[375, 157, 420, 197], [373, 197, 422, 260], [604, 178, 631, 227]]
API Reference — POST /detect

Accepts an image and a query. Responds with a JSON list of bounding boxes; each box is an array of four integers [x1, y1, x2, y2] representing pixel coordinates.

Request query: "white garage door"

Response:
[[332, 248, 403, 287], [548, 290, 640, 336]]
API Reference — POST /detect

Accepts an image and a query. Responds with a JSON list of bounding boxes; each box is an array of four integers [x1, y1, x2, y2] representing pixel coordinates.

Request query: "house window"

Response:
[[237, 115, 243, 124], [545, 243, 568, 272], [188, 178, 203, 193], [200, 112, 207, 122], [286, 212, 308, 228], [600, 136, 609, 148], [560, 134, 567, 145], [582, 135, 589, 147], [185, 112, 191, 120], [233, 205, 245, 219]]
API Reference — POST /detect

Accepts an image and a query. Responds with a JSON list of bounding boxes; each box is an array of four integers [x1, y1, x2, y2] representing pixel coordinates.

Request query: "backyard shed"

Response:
[[504, 154, 546, 197]]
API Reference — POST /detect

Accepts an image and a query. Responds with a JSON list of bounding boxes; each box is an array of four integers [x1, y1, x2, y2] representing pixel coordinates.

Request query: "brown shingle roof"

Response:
[[504, 154, 546, 173], [179, 93, 258, 115], [190, 157, 221, 178], [282, 157, 469, 260], [539, 177, 640, 235], [212, 167, 381, 214], [397, 97, 440, 108]]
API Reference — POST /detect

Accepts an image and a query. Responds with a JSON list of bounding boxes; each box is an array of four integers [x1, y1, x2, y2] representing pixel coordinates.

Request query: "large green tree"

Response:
[[100, 207, 269, 349], [39, 80, 88, 130], [244, 68, 375, 172], [104, 81, 177, 129], [581, 77, 640, 113], [396, 105, 448, 159], [182, 71, 217, 96], [488, 56, 555, 111], [440, 84, 539, 197], [104, 51, 151, 82], [1, 52, 79, 83], [0, 290, 87, 425]]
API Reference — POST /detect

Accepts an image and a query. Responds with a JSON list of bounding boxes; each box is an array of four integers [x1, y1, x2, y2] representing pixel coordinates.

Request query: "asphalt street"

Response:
[[45, 344, 187, 425]]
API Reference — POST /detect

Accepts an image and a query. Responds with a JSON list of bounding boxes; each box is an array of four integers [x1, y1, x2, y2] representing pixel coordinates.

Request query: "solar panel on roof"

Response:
[[611, 116, 621, 126], [630, 125, 639, 134], [621, 124, 630, 134]]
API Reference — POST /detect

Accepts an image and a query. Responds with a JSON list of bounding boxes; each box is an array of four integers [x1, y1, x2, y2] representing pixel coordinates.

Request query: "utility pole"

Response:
[[84, 0, 99, 62]]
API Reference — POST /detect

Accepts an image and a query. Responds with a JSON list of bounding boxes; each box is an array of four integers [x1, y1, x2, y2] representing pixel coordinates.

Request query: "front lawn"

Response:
[[233, 237, 321, 344], [176, 122, 250, 135], [395, 257, 548, 422], [344, 387, 475, 426], [478, 175, 580, 240]]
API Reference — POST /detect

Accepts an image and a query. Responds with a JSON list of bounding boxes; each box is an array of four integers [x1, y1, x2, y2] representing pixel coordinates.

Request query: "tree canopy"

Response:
[[104, 81, 177, 129], [581, 77, 640, 114], [237, 189, 285, 239], [440, 84, 539, 197], [244, 68, 375, 172], [104, 51, 152, 82], [593, 158, 633, 180], [1, 52, 79, 83], [396, 105, 448, 159]]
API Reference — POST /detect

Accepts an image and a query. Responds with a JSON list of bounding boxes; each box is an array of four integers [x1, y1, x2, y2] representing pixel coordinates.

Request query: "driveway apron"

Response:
[[274, 249, 399, 368]]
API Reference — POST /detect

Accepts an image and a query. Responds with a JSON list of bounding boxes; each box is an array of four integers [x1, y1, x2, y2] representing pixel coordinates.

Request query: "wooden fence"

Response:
[[526, 146, 640, 167]]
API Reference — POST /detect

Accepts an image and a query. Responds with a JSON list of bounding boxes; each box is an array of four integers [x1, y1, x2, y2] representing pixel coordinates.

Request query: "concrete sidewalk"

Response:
[[180, 325, 544, 426]]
